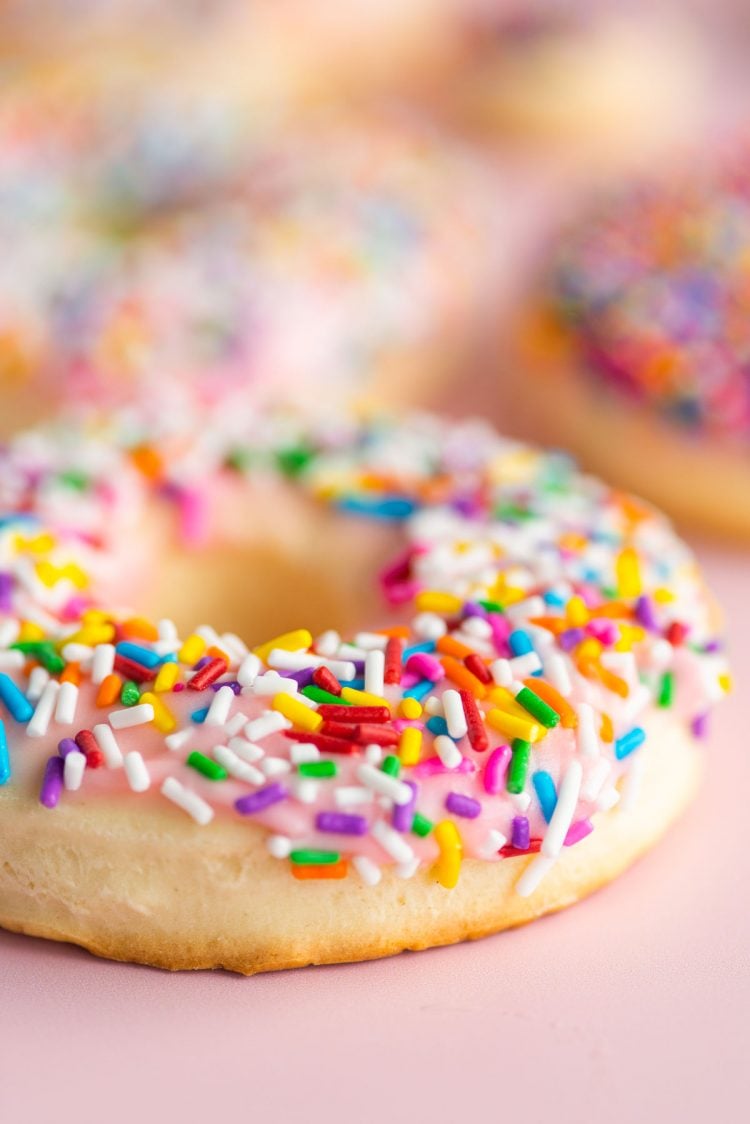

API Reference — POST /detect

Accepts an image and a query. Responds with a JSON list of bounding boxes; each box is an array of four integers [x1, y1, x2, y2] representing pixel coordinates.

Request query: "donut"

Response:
[[514, 151, 750, 539], [0, 406, 729, 973], [0, 107, 498, 434]]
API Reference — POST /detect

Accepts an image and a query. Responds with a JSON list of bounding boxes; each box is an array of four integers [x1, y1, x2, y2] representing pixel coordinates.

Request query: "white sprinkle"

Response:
[[161, 777, 214, 825], [314, 630, 340, 658], [63, 751, 86, 791], [54, 681, 79, 726], [356, 763, 413, 805], [647, 638, 673, 670], [372, 821, 415, 864], [61, 642, 93, 665], [220, 632, 248, 665], [443, 689, 468, 740], [224, 712, 248, 738], [92, 723, 123, 768], [26, 681, 60, 738], [260, 756, 291, 777], [266, 649, 356, 681], [434, 735, 462, 770], [124, 751, 151, 793], [237, 653, 262, 687], [227, 736, 265, 763], [395, 856, 421, 879], [516, 854, 557, 897], [334, 786, 374, 808], [353, 855, 382, 886], [511, 791, 532, 814], [158, 619, 179, 645], [509, 652, 543, 679], [581, 758, 610, 802], [364, 744, 383, 766], [165, 728, 193, 753], [109, 703, 154, 729], [598, 787, 621, 812], [91, 643, 116, 684], [249, 672, 298, 697], [412, 612, 447, 641], [244, 712, 291, 742], [289, 743, 320, 765], [337, 644, 369, 662], [0, 619, 20, 647], [0, 651, 25, 671], [291, 777, 319, 804], [424, 696, 443, 716], [490, 659, 513, 688], [577, 703, 600, 758], [204, 684, 234, 727], [544, 652, 572, 697], [354, 632, 388, 651], [212, 745, 264, 785], [601, 651, 637, 688], [461, 616, 493, 640], [196, 624, 221, 648], [542, 759, 583, 858], [267, 835, 292, 859], [479, 829, 507, 859], [364, 649, 385, 697], [26, 667, 50, 702], [619, 755, 645, 812]]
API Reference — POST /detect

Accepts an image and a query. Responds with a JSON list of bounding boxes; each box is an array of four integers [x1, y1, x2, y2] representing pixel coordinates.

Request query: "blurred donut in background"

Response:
[[508, 142, 750, 541]]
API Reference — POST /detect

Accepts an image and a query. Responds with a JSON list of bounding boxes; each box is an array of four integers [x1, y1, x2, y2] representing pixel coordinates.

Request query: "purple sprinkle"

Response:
[[315, 812, 368, 836], [211, 679, 242, 694], [351, 660, 366, 676], [704, 640, 721, 654], [564, 818, 594, 847], [511, 816, 530, 850], [691, 713, 710, 739], [235, 783, 287, 815], [445, 792, 482, 819], [635, 595, 659, 631], [559, 628, 586, 651], [39, 755, 64, 808], [463, 602, 489, 620], [58, 738, 81, 758], [193, 656, 212, 671], [392, 780, 418, 831], [0, 572, 13, 612], [276, 668, 315, 689]]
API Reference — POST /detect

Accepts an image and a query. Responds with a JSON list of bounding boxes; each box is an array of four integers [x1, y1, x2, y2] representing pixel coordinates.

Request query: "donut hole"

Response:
[[137, 484, 404, 646]]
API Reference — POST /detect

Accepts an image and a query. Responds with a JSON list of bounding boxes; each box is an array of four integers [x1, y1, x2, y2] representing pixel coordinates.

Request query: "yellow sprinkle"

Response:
[[433, 820, 463, 889], [414, 591, 463, 615], [253, 629, 313, 663], [179, 634, 206, 666], [566, 595, 589, 627], [154, 662, 180, 693], [398, 727, 422, 766], [488, 686, 533, 720], [66, 623, 116, 647], [398, 697, 422, 720], [487, 708, 543, 743], [616, 547, 642, 600], [576, 637, 602, 661], [719, 673, 732, 694], [340, 687, 391, 710], [139, 691, 177, 734], [15, 532, 55, 554], [653, 587, 675, 604], [272, 693, 323, 734], [35, 561, 60, 588], [82, 609, 111, 625], [60, 563, 88, 589], [18, 621, 45, 642]]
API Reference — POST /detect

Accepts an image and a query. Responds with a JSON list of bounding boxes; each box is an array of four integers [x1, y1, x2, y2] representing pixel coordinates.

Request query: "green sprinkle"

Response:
[[224, 447, 254, 472], [479, 599, 504, 614], [290, 849, 340, 865], [302, 685, 344, 706], [658, 671, 675, 708], [120, 680, 141, 707], [381, 754, 400, 777], [411, 812, 434, 837], [186, 751, 228, 781], [276, 445, 314, 478], [298, 761, 337, 778], [507, 739, 531, 795], [514, 687, 560, 729], [58, 469, 89, 491], [11, 641, 65, 674]]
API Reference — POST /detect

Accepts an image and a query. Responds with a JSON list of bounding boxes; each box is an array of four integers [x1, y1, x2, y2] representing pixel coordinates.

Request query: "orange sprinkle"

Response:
[[120, 617, 159, 642], [588, 602, 634, 620], [375, 626, 411, 640], [523, 678, 578, 729], [207, 645, 230, 663], [528, 616, 567, 635], [439, 656, 488, 698], [600, 713, 614, 743], [291, 861, 348, 881], [96, 673, 123, 708], [130, 445, 163, 481], [60, 663, 82, 686], [436, 635, 475, 661]]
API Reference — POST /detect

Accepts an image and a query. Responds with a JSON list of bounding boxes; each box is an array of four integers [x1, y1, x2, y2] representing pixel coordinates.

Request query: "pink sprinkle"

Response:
[[400, 671, 421, 690], [483, 745, 511, 794], [586, 620, 617, 646], [172, 682, 186, 693], [406, 652, 444, 682], [488, 613, 511, 657], [392, 719, 424, 734], [383, 581, 420, 607], [179, 488, 209, 546], [412, 755, 477, 778], [564, 819, 594, 846]]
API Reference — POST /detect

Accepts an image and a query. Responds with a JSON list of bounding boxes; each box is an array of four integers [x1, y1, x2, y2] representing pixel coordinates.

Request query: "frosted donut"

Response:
[[0, 108, 498, 433], [0, 407, 728, 973], [515, 153, 750, 540]]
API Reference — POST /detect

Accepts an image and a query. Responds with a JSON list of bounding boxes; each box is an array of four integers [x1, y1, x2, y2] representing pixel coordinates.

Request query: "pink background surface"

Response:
[[1, 541, 747, 1122]]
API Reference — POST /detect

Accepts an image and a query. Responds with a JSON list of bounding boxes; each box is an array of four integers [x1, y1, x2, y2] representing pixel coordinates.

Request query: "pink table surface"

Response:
[[1, 538, 748, 1124]]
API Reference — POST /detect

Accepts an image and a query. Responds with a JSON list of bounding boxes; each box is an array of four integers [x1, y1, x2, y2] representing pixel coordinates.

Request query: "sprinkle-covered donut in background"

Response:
[[0, 405, 729, 973], [513, 151, 750, 540]]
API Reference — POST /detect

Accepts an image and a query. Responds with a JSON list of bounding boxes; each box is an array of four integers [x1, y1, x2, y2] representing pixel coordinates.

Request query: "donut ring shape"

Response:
[[0, 409, 728, 973]]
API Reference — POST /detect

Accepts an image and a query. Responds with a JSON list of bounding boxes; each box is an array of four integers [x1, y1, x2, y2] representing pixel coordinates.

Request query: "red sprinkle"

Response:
[[113, 655, 154, 684], [667, 621, 689, 646], [384, 637, 403, 685], [74, 729, 104, 769], [313, 666, 342, 696], [500, 839, 543, 857], [464, 653, 492, 685], [460, 688, 489, 752], [321, 721, 358, 740], [188, 657, 228, 691], [317, 705, 390, 724], [353, 724, 399, 746], [283, 731, 360, 755]]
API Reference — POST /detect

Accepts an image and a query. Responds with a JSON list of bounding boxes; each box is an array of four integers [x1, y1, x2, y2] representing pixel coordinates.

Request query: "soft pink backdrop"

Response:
[[1, 539, 747, 1123]]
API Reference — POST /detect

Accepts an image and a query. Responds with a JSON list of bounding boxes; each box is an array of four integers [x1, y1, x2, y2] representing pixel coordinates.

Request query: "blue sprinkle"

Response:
[[543, 591, 566, 608], [404, 679, 434, 702], [0, 673, 34, 723], [615, 727, 646, 760], [191, 706, 209, 724], [402, 641, 436, 660], [116, 642, 162, 668], [426, 716, 451, 738], [337, 495, 416, 521], [157, 653, 178, 665], [339, 678, 365, 691], [532, 770, 557, 822], [0, 718, 10, 785], [509, 629, 534, 657]]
